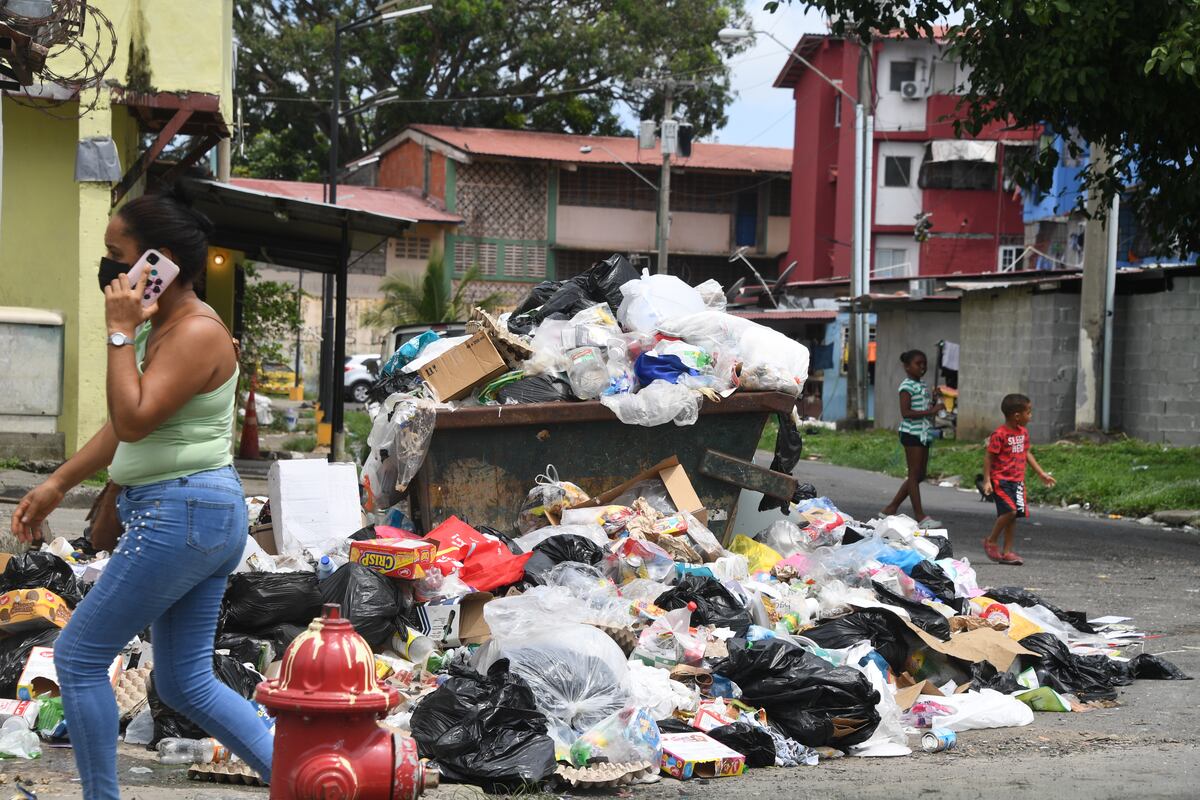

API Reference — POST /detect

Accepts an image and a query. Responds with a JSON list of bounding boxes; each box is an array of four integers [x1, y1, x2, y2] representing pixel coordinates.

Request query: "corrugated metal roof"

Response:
[[730, 309, 837, 321], [230, 178, 463, 224], [399, 124, 793, 174]]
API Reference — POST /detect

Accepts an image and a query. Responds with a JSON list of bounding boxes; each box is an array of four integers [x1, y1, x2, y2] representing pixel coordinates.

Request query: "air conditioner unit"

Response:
[[900, 81, 924, 101]]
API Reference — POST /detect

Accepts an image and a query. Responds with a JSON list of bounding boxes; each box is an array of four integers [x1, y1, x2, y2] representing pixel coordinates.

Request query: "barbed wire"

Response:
[[3, 1, 118, 120]]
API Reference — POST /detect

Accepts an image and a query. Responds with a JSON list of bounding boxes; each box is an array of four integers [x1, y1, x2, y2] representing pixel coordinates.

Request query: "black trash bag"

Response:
[[259, 622, 308, 658], [924, 534, 953, 560], [909, 561, 957, 605], [986, 587, 1095, 634], [349, 525, 379, 541], [804, 608, 918, 672], [655, 717, 694, 734], [496, 374, 576, 404], [410, 659, 557, 789], [587, 253, 639, 314], [871, 582, 951, 641], [0, 551, 83, 607], [968, 661, 1025, 694], [147, 653, 262, 747], [840, 525, 867, 546], [713, 638, 880, 748], [319, 563, 402, 648], [655, 575, 752, 632], [214, 632, 275, 671], [760, 413, 804, 513], [1018, 632, 1124, 701], [511, 280, 562, 318], [523, 536, 605, 586], [222, 572, 323, 632], [707, 722, 776, 768], [0, 629, 59, 697], [1124, 653, 1191, 681]]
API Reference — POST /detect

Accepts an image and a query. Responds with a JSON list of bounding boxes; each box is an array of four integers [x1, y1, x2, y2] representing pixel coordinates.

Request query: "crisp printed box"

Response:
[[349, 539, 437, 580]]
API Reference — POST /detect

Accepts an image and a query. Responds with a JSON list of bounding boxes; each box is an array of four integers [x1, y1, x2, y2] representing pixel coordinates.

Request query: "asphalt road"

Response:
[[1, 461, 1197, 799]]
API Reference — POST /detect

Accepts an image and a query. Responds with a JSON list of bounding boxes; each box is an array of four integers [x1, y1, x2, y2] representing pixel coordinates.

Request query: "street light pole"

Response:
[[658, 84, 674, 275]]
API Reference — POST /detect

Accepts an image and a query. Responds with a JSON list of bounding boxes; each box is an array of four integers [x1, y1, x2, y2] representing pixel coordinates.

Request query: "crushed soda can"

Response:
[[921, 728, 956, 753]]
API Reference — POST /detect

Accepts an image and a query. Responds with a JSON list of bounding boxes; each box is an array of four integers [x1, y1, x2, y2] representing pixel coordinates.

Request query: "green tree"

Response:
[[239, 263, 304, 381], [233, 0, 750, 181], [776, 0, 1200, 256], [362, 251, 504, 327]]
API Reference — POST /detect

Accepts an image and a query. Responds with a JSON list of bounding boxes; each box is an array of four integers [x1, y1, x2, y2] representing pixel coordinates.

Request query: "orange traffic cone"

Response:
[[239, 376, 261, 459]]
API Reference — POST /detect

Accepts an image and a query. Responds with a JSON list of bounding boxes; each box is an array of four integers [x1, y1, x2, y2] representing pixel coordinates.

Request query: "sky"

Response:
[[712, 3, 829, 149]]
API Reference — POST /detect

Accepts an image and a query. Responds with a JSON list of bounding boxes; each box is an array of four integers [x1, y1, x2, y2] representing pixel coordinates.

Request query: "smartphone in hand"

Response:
[[126, 249, 181, 307]]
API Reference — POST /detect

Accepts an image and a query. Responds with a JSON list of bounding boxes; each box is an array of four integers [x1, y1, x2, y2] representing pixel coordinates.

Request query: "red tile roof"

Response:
[[229, 178, 462, 224], [401, 124, 792, 174], [730, 309, 838, 322]]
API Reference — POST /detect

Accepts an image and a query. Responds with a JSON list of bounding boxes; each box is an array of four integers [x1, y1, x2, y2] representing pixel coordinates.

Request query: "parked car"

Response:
[[257, 361, 297, 395], [344, 353, 381, 403], [381, 322, 467, 362]]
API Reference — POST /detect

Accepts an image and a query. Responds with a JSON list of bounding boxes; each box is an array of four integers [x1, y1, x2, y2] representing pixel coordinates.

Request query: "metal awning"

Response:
[[183, 178, 416, 273], [930, 140, 997, 163]]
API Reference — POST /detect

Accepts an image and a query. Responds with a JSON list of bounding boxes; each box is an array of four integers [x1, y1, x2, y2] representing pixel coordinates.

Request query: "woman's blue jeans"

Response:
[[54, 466, 273, 798]]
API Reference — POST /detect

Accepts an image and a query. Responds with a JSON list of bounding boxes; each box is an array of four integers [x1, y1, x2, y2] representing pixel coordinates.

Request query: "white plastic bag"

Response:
[[924, 688, 1035, 732], [872, 515, 920, 546], [658, 311, 810, 395], [627, 661, 698, 718], [695, 278, 728, 311], [600, 380, 701, 427], [845, 644, 911, 757], [513, 523, 610, 553], [617, 271, 706, 333], [475, 624, 632, 735]]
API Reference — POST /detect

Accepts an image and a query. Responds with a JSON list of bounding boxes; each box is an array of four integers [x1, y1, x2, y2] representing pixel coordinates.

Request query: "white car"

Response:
[[343, 353, 381, 403]]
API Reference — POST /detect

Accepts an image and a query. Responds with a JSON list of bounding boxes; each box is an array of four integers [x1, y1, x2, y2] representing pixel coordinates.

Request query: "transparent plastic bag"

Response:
[[600, 380, 701, 427], [569, 707, 662, 767], [617, 271, 706, 333], [695, 278, 727, 311], [567, 303, 623, 348], [482, 585, 591, 634], [566, 345, 610, 400], [475, 624, 632, 735], [631, 603, 705, 669], [658, 311, 810, 395], [544, 562, 633, 628], [681, 511, 725, 562], [361, 394, 435, 511], [516, 466, 590, 534], [513, 523, 609, 553], [604, 538, 677, 584], [612, 479, 676, 515]]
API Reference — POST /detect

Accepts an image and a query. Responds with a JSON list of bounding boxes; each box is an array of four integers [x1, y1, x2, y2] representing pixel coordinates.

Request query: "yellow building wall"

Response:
[[1, 0, 232, 455]]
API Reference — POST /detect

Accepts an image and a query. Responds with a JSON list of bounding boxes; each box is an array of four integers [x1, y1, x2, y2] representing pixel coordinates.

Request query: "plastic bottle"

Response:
[[156, 737, 230, 765], [566, 346, 609, 400], [315, 555, 335, 581]]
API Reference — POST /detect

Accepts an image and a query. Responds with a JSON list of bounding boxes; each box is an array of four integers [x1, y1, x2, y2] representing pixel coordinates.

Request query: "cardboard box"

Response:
[[0, 699, 40, 728], [0, 553, 12, 573], [0, 589, 72, 636], [418, 330, 507, 402], [251, 523, 278, 556], [659, 732, 746, 779], [349, 538, 437, 580], [417, 592, 493, 647], [570, 457, 706, 525], [17, 646, 122, 700], [903, 620, 1036, 673], [268, 460, 362, 557]]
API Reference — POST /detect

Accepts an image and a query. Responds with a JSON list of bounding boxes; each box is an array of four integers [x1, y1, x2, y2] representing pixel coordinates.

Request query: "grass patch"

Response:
[[795, 428, 1200, 517], [82, 469, 109, 487], [281, 435, 317, 453], [345, 409, 373, 462], [0, 457, 22, 470]]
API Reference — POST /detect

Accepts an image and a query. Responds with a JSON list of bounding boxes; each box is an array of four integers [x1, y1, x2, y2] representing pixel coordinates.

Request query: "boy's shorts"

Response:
[[993, 480, 1028, 518]]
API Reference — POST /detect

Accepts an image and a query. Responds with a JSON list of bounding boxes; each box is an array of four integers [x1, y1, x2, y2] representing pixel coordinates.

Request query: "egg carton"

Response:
[[115, 665, 151, 722], [555, 760, 656, 788], [187, 761, 266, 786], [592, 623, 638, 657], [468, 307, 533, 368]]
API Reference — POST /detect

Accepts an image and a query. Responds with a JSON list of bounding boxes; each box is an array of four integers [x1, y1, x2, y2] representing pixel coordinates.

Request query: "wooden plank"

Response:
[[698, 449, 795, 500]]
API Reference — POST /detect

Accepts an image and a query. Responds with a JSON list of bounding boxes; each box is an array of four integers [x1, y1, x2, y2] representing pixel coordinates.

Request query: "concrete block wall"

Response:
[[873, 309, 962, 431], [1110, 274, 1200, 445], [957, 286, 1081, 444]]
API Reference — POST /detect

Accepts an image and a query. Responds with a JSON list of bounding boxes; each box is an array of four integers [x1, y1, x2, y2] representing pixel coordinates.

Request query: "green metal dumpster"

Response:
[[409, 391, 797, 542]]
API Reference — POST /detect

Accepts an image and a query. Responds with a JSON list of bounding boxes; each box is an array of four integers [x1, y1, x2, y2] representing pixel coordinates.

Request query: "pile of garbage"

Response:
[[366, 254, 811, 426], [235, 456, 1188, 789]]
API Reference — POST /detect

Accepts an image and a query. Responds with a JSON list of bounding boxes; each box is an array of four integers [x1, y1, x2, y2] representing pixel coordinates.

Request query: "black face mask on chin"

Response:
[[98, 256, 129, 292]]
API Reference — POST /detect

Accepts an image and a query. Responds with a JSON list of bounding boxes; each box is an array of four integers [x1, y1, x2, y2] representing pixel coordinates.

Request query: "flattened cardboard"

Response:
[[894, 680, 945, 711], [418, 330, 507, 402], [0, 553, 12, 573], [904, 620, 1036, 672], [17, 646, 121, 700], [417, 591, 493, 647], [574, 457, 707, 525]]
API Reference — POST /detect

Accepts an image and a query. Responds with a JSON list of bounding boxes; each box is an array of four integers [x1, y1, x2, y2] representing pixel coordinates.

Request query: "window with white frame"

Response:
[[998, 245, 1025, 272], [874, 247, 913, 279]]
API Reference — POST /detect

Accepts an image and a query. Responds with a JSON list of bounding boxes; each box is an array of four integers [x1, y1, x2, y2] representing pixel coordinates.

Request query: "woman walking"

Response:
[[10, 188, 272, 798], [881, 349, 944, 529]]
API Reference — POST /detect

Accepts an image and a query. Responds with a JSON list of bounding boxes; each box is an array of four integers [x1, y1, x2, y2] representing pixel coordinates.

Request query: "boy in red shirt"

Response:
[[982, 393, 1056, 565]]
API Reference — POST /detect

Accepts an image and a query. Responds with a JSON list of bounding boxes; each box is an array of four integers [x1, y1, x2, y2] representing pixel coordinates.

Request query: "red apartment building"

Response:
[[775, 33, 1040, 285]]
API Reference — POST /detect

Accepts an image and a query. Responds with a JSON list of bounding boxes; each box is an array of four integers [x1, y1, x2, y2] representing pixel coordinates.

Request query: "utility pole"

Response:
[[847, 38, 874, 423], [1076, 144, 1115, 432], [658, 82, 674, 275]]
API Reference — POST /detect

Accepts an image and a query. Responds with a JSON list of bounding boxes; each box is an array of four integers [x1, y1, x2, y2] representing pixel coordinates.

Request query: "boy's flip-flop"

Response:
[[982, 539, 1002, 563], [999, 551, 1024, 566]]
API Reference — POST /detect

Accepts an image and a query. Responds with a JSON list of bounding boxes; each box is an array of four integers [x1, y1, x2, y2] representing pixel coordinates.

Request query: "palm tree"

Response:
[[363, 250, 505, 328]]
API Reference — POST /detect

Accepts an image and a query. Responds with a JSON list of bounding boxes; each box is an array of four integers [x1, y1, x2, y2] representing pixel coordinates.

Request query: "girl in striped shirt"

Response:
[[881, 349, 944, 529]]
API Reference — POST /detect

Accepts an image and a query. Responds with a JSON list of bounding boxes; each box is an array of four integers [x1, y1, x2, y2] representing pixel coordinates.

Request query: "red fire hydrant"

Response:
[[256, 604, 438, 799]]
